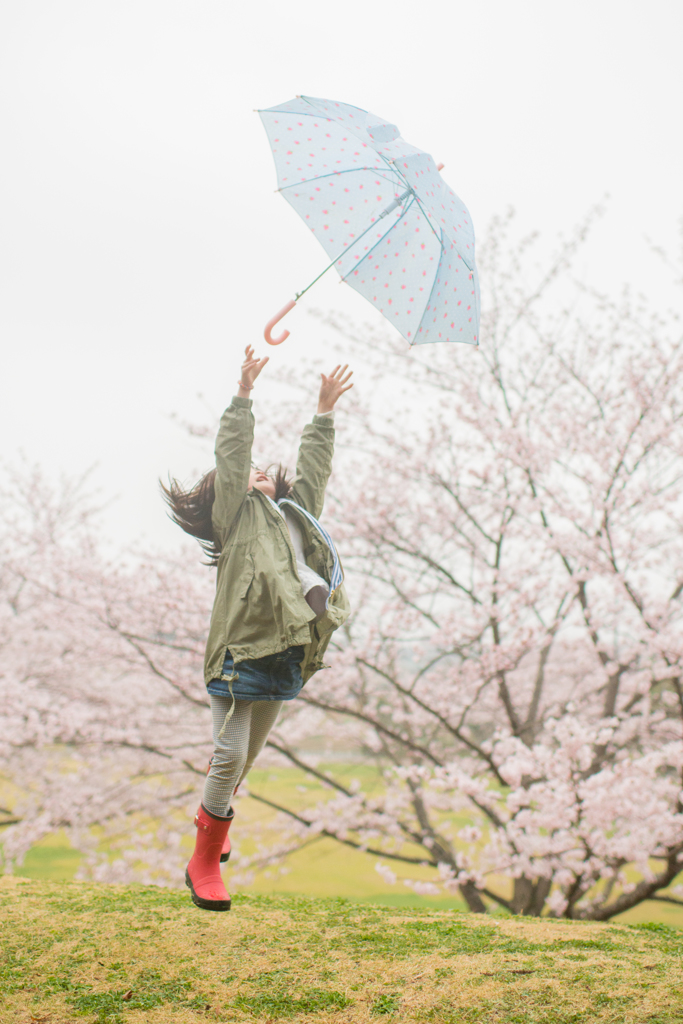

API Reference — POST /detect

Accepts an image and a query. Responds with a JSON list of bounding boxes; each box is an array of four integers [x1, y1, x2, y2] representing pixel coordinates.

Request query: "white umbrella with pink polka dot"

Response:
[[258, 94, 480, 348]]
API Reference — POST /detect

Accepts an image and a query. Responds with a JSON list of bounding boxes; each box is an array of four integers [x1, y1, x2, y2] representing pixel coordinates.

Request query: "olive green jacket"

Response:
[[203, 396, 350, 686]]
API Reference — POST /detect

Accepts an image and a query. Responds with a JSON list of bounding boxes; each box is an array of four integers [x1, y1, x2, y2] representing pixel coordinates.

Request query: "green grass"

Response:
[[1, 877, 682, 1023]]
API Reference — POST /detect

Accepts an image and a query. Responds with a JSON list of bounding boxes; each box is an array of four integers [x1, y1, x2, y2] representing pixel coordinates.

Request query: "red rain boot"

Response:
[[185, 804, 232, 912]]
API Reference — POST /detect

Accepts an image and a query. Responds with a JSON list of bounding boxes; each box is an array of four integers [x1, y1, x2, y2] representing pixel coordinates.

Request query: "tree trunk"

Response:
[[511, 876, 552, 916], [459, 881, 487, 913]]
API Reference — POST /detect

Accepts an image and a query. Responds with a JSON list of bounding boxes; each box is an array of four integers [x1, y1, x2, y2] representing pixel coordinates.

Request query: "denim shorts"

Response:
[[206, 646, 305, 702]]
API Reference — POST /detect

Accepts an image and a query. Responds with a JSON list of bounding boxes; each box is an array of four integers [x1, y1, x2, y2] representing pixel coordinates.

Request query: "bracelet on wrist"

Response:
[[239, 380, 254, 391]]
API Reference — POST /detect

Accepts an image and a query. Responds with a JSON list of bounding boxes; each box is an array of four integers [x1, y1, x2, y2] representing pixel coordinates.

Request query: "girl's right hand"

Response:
[[239, 345, 269, 395]]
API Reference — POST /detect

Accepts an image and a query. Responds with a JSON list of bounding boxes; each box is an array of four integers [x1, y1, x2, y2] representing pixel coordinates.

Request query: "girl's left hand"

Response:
[[240, 345, 269, 390], [318, 364, 353, 414]]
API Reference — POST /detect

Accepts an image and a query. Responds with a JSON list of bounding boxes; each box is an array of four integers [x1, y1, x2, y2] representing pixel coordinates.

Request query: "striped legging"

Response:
[[202, 695, 282, 817]]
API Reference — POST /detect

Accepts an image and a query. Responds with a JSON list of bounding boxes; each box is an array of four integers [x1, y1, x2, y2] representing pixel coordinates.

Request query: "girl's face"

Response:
[[248, 466, 277, 499]]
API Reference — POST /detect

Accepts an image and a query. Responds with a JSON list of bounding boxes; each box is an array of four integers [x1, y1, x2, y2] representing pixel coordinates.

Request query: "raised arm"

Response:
[[290, 364, 353, 518], [212, 346, 269, 540]]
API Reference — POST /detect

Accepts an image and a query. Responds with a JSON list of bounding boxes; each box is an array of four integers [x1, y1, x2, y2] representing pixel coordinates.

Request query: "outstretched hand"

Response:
[[318, 364, 354, 414], [238, 345, 269, 395]]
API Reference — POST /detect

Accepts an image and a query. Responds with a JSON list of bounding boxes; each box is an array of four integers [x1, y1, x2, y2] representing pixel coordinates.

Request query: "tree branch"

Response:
[[298, 695, 444, 767], [356, 657, 508, 786], [579, 849, 683, 921], [246, 791, 436, 866]]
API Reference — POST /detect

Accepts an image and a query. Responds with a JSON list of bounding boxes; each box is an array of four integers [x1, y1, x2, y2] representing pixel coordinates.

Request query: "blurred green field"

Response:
[[11, 762, 683, 927]]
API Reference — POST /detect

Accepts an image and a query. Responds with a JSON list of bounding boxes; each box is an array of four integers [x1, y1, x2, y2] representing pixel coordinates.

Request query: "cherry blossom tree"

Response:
[[2, 213, 682, 918]]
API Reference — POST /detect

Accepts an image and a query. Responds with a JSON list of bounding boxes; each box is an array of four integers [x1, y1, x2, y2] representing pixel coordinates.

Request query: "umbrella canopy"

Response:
[[258, 95, 479, 346]]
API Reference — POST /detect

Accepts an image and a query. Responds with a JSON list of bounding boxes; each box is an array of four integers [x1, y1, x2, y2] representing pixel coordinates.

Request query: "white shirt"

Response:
[[261, 409, 334, 598], [268, 497, 330, 597]]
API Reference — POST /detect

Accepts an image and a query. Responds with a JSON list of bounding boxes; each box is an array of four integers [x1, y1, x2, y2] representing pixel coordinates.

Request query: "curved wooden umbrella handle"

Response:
[[264, 299, 296, 345]]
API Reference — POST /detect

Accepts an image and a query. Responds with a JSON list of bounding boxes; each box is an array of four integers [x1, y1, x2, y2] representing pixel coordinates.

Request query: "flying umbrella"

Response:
[[258, 95, 479, 347]]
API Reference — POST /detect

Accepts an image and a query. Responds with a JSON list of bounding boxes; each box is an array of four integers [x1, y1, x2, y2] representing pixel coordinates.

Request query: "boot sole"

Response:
[[185, 869, 231, 912], [220, 852, 230, 864]]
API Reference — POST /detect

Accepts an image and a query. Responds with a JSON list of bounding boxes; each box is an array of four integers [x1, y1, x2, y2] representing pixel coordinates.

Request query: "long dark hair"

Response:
[[160, 465, 292, 567]]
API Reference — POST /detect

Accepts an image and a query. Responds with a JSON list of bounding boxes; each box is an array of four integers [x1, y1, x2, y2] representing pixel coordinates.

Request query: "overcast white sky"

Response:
[[1, 1, 682, 550]]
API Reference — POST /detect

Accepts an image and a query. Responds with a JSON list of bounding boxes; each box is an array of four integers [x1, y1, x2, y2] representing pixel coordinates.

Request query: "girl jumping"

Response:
[[163, 346, 353, 911]]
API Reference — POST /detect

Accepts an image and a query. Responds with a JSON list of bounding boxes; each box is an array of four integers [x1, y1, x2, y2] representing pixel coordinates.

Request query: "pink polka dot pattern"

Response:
[[258, 95, 480, 346]]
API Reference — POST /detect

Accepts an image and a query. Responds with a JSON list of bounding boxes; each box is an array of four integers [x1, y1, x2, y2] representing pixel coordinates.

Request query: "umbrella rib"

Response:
[[277, 166, 402, 192], [409, 193, 444, 249], [337, 196, 419, 282], [258, 106, 328, 117], [380, 155, 448, 253], [294, 207, 406, 300], [295, 194, 442, 304], [414, 231, 447, 341], [407, 187, 473, 272], [382, 153, 410, 188]]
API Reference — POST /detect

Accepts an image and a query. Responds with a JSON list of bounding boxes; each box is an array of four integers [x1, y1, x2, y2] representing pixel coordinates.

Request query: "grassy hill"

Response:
[[1, 876, 682, 1024]]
